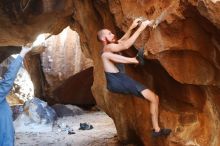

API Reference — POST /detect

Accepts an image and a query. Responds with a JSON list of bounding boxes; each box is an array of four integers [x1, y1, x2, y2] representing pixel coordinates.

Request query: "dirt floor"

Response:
[[15, 111, 121, 146]]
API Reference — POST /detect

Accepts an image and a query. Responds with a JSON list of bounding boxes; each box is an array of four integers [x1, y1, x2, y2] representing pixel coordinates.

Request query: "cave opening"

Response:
[[0, 27, 118, 146]]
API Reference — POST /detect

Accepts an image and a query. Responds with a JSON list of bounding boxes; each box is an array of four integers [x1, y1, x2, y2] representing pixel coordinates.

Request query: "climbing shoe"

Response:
[[68, 129, 75, 135], [152, 128, 172, 137], [136, 48, 145, 66], [79, 123, 93, 130]]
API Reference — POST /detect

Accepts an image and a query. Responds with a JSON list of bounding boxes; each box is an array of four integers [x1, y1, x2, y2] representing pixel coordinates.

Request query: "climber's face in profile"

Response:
[[105, 29, 116, 43], [98, 29, 116, 44]]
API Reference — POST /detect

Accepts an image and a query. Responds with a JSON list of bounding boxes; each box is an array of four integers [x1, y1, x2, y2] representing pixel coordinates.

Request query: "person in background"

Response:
[[0, 46, 32, 146]]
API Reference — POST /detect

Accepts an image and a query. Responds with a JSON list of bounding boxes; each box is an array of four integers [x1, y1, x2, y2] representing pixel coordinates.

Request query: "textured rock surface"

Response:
[[71, 1, 220, 146], [189, 0, 220, 29], [51, 104, 84, 117], [0, 0, 74, 46], [53, 67, 95, 105], [0, 0, 220, 145], [14, 97, 57, 132], [41, 26, 93, 95]]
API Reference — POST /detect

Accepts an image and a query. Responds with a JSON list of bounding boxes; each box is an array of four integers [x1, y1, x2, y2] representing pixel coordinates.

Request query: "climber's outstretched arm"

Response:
[[105, 20, 153, 53], [117, 18, 142, 43]]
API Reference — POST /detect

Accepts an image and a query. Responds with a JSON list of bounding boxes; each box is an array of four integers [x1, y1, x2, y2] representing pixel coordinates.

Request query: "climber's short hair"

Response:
[[97, 29, 107, 42]]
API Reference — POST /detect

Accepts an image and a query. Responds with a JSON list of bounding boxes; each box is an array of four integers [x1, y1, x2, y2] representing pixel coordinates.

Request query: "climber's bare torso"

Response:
[[101, 46, 123, 73], [101, 41, 139, 73]]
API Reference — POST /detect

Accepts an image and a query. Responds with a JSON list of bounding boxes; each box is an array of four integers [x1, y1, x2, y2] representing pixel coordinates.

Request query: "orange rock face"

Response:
[[71, 0, 220, 145], [0, 0, 73, 46], [0, 0, 220, 145]]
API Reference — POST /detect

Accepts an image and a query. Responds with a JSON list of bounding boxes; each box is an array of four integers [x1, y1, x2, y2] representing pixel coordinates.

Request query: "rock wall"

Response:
[[71, 0, 220, 146], [0, 0, 94, 105], [0, 0, 220, 145], [0, 0, 73, 46], [41, 27, 93, 94], [53, 67, 95, 105], [40, 26, 94, 105], [0, 0, 75, 99]]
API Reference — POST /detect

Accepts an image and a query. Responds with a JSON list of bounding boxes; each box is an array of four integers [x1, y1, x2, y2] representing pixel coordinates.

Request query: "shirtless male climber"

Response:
[[0, 46, 32, 146], [97, 18, 171, 137]]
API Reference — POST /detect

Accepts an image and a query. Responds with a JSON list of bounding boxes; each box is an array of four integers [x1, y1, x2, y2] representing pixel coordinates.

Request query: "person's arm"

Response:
[[0, 46, 32, 103], [102, 52, 138, 64], [105, 20, 153, 52], [118, 18, 142, 43]]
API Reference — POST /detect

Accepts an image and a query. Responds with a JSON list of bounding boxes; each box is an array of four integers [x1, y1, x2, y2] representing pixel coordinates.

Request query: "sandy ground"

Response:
[[15, 111, 120, 146]]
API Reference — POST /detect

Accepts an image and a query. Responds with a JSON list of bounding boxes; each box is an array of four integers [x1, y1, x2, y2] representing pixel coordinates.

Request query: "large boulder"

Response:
[[53, 67, 95, 105], [41, 27, 93, 95], [51, 104, 84, 118], [14, 97, 57, 132]]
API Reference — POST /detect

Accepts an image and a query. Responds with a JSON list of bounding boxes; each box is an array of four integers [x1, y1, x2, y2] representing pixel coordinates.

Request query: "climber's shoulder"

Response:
[[103, 43, 125, 53]]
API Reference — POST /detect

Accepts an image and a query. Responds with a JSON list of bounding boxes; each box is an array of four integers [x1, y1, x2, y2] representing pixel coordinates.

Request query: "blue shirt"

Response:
[[0, 55, 23, 146]]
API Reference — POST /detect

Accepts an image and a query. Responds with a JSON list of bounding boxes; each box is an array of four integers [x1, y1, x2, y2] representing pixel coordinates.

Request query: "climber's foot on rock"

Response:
[[152, 128, 172, 138]]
